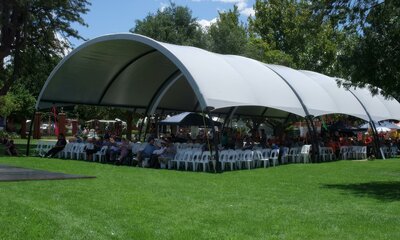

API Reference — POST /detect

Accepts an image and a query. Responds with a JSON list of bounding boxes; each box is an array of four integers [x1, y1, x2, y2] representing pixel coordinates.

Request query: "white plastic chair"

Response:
[[234, 150, 244, 169], [188, 150, 202, 171], [198, 151, 211, 172], [319, 147, 334, 162], [34, 141, 46, 157], [94, 146, 108, 162], [60, 143, 73, 159], [253, 150, 263, 168], [357, 146, 367, 159], [390, 146, 398, 158], [287, 147, 300, 163], [269, 149, 280, 166], [380, 146, 390, 158], [219, 150, 230, 171], [300, 145, 311, 163], [72, 143, 86, 160], [226, 150, 238, 170], [181, 151, 194, 171], [258, 149, 271, 168], [39, 142, 55, 157], [238, 150, 253, 170], [339, 146, 350, 160], [170, 151, 184, 169], [280, 147, 289, 164]]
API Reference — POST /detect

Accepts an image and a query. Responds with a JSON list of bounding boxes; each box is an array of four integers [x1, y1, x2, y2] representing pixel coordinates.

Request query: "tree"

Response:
[[244, 37, 294, 66], [0, 0, 90, 97], [249, 0, 344, 75], [132, 2, 207, 48], [0, 85, 35, 119], [338, 0, 400, 98], [208, 5, 247, 54]]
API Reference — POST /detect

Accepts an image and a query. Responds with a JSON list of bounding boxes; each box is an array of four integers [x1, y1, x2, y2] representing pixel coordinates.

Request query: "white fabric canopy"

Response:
[[36, 33, 400, 122], [300, 71, 371, 121]]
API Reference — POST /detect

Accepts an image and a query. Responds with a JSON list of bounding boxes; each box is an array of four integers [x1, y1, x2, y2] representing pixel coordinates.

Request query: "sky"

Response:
[[69, 0, 256, 47]]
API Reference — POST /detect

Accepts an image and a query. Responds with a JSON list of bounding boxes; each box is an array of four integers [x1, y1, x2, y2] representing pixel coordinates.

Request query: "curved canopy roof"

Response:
[[36, 33, 400, 122]]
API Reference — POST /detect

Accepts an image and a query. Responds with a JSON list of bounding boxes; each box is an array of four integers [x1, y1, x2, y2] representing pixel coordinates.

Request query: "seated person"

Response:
[[161, 139, 176, 158], [44, 133, 67, 158], [137, 137, 158, 167], [158, 139, 177, 168], [5, 139, 18, 156], [116, 138, 131, 165], [107, 137, 120, 162], [149, 140, 172, 168], [85, 137, 102, 161], [243, 136, 254, 150]]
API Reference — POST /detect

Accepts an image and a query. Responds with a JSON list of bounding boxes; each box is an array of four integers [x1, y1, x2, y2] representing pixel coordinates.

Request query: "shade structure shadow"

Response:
[[322, 181, 400, 202], [0, 164, 95, 182]]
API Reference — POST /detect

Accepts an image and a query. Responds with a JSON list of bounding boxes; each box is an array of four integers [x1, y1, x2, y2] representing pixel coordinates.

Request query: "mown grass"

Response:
[[0, 155, 399, 239]]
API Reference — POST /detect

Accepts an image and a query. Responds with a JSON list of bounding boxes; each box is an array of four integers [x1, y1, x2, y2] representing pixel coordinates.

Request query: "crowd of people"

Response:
[[2, 124, 399, 166], [43, 128, 400, 164]]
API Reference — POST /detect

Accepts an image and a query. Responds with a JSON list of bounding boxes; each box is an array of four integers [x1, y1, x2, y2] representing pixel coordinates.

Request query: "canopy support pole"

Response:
[[143, 116, 151, 141], [305, 116, 319, 163], [138, 116, 148, 142], [265, 66, 319, 162], [347, 90, 383, 159], [207, 109, 222, 173], [222, 106, 238, 130], [26, 109, 36, 156]]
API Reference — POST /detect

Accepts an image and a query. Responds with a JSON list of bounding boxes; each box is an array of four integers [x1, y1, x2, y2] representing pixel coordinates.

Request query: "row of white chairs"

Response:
[[319, 147, 336, 162], [219, 149, 280, 170], [34, 142, 106, 162], [175, 142, 203, 151], [380, 146, 398, 158], [167, 145, 313, 172], [60, 142, 91, 160], [170, 150, 212, 171], [282, 145, 312, 164], [339, 146, 367, 160], [338, 145, 399, 160], [34, 141, 56, 157]]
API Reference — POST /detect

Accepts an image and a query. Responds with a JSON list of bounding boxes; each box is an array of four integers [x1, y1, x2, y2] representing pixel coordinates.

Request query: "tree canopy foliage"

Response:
[[208, 6, 247, 55], [132, 3, 207, 49], [0, 0, 90, 117], [339, 0, 400, 98], [248, 0, 344, 75]]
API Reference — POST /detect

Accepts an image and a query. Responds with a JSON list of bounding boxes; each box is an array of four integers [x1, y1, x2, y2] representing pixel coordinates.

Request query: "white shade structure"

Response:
[[36, 33, 400, 122]]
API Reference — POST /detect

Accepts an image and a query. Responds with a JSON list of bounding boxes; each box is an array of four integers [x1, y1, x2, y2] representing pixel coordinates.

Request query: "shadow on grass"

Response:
[[323, 181, 400, 202]]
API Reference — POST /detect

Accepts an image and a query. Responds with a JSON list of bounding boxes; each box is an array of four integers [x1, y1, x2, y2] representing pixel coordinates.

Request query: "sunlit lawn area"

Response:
[[0, 145, 399, 239]]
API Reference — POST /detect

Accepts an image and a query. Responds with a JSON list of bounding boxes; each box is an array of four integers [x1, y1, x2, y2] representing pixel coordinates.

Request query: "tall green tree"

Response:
[[338, 0, 400, 98], [244, 36, 294, 66], [132, 2, 207, 48], [249, 0, 343, 75], [208, 5, 247, 54], [0, 0, 90, 97]]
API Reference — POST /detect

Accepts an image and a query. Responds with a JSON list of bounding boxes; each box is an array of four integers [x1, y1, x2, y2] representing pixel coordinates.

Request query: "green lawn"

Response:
[[0, 155, 399, 239]]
